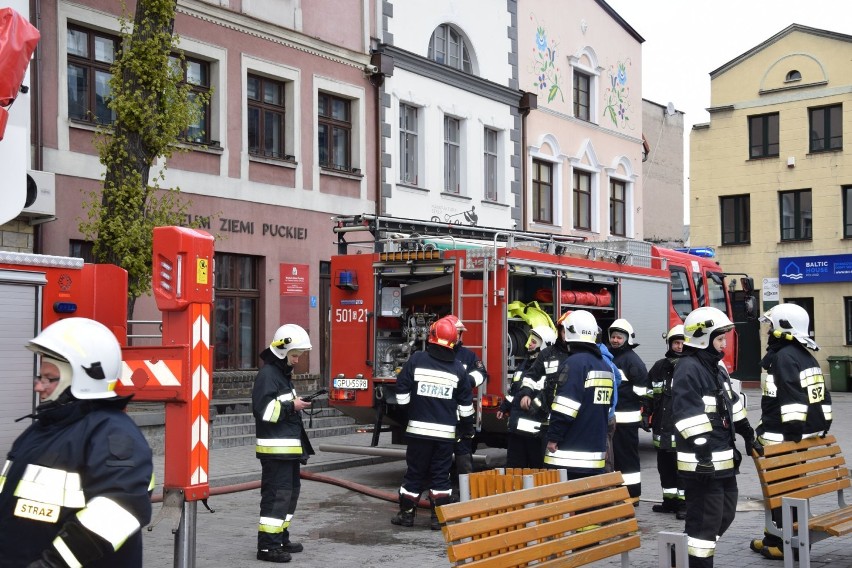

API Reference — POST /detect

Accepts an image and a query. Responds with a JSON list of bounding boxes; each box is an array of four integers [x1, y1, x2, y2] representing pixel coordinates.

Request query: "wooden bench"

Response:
[[436, 471, 639, 567], [459, 468, 562, 502], [752, 434, 852, 566]]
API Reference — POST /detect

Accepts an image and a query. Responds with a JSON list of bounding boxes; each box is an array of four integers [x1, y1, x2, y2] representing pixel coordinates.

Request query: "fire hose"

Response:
[[151, 471, 433, 509]]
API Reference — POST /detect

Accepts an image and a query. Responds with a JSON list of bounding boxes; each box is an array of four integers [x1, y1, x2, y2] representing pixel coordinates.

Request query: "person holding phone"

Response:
[[253, 324, 314, 563]]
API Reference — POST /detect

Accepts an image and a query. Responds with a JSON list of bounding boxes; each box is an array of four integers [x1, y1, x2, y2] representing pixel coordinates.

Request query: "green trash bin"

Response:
[[827, 356, 852, 392]]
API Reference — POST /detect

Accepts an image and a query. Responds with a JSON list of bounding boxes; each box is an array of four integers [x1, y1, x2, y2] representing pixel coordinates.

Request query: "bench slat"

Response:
[[809, 505, 852, 537], [767, 479, 850, 509], [446, 505, 637, 562], [762, 466, 850, 499], [757, 435, 837, 458], [450, 519, 639, 567], [757, 447, 844, 477], [533, 535, 641, 568], [437, 472, 624, 523], [442, 487, 630, 542]]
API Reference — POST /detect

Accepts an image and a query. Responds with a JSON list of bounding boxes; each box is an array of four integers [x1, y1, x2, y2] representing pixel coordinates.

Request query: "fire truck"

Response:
[[328, 214, 753, 447]]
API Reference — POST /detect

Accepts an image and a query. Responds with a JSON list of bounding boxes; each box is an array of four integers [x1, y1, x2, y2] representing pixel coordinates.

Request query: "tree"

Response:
[[80, 0, 208, 317]]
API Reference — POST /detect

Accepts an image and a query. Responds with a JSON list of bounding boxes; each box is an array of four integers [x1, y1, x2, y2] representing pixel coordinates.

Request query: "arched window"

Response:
[[786, 70, 802, 82], [428, 24, 472, 73]]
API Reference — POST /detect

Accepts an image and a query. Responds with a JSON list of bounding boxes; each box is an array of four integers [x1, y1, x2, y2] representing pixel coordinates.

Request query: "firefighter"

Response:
[[0, 318, 154, 568], [253, 324, 314, 563], [608, 318, 650, 503], [544, 310, 614, 478], [497, 325, 556, 468], [516, 310, 575, 453], [648, 324, 687, 519], [749, 303, 831, 561], [672, 307, 755, 568], [443, 315, 488, 475], [392, 317, 474, 530]]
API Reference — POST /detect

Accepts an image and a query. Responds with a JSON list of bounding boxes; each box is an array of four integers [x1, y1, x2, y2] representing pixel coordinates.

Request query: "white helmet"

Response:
[[27, 318, 122, 400], [269, 324, 312, 359], [759, 303, 818, 350], [528, 325, 557, 349], [683, 307, 734, 349], [609, 318, 636, 345], [562, 310, 599, 344], [665, 324, 685, 344]]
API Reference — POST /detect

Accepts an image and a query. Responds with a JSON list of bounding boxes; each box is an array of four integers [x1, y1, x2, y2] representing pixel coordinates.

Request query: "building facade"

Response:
[[642, 98, 685, 246], [691, 24, 852, 382], [16, 0, 381, 376], [518, 0, 646, 241]]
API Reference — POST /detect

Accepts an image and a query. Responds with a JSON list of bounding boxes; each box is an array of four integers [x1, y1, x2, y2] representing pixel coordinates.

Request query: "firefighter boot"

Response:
[[257, 547, 292, 563], [430, 494, 452, 531], [391, 493, 418, 527]]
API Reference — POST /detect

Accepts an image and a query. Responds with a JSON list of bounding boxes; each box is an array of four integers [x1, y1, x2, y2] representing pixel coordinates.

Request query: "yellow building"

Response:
[[691, 24, 852, 385]]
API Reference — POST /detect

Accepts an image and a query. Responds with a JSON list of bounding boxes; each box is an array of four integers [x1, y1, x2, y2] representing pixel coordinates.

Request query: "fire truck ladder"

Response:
[[332, 213, 586, 255]]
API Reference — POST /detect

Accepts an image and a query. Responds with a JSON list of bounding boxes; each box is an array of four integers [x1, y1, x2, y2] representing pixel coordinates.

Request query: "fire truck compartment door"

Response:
[[618, 277, 670, 368], [0, 269, 46, 456]]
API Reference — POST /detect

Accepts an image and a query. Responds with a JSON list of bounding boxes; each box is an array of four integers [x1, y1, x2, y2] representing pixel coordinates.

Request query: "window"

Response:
[[444, 116, 461, 193], [214, 253, 260, 370], [573, 70, 591, 121], [779, 189, 812, 241], [844, 186, 852, 239], [248, 74, 286, 159], [171, 56, 211, 144], [809, 104, 842, 152], [610, 179, 626, 237], [786, 70, 802, 82], [720, 194, 751, 245], [399, 103, 418, 184], [707, 272, 729, 314], [845, 297, 852, 345], [67, 26, 119, 124], [748, 113, 779, 159], [318, 92, 351, 171], [573, 170, 592, 230], [532, 159, 553, 224], [670, 266, 694, 320], [428, 24, 472, 73], [69, 239, 95, 263], [484, 128, 498, 201]]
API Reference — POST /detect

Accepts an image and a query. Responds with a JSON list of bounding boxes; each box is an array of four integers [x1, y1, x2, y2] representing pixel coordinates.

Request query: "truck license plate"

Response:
[[333, 378, 368, 390]]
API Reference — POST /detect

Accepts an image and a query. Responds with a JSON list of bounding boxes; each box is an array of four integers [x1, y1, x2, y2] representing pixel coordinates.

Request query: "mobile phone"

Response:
[[300, 388, 328, 402]]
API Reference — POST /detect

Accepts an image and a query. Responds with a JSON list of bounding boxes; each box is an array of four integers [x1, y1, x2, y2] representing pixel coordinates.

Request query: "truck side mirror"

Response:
[[740, 277, 754, 293]]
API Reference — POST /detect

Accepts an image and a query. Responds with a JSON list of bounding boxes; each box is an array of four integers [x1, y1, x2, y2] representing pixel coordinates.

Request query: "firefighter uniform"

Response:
[[253, 348, 314, 559], [0, 399, 153, 568], [750, 304, 831, 560], [672, 308, 753, 568], [610, 341, 649, 500], [517, 340, 572, 438], [649, 346, 685, 516], [394, 344, 474, 529], [544, 343, 613, 477], [453, 342, 487, 474]]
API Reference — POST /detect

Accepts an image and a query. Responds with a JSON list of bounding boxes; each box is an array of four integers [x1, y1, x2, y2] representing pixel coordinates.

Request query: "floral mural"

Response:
[[530, 17, 563, 104], [603, 58, 633, 129]]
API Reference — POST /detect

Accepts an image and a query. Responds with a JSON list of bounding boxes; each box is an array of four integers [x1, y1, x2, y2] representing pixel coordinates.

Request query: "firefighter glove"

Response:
[[782, 422, 803, 443], [694, 439, 712, 463], [458, 420, 475, 440], [750, 438, 764, 457], [695, 460, 715, 481]]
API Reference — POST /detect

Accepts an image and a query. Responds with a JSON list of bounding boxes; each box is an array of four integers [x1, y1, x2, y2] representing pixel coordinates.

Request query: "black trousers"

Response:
[[657, 449, 683, 506], [258, 459, 301, 550], [683, 475, 738, 568], [505, 432, 546, 469], [402, 437, 454, 500], [613, 422, 641, 497]]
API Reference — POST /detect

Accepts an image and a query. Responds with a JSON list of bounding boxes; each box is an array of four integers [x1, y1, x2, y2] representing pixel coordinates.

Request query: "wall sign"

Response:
[[778, 253, 852, 285], [280, 263, 309, 296]]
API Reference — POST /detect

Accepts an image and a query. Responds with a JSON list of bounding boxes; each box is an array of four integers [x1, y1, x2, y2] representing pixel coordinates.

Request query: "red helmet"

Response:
[[443, 314, 467, 332], [429, 317, 458, 348]]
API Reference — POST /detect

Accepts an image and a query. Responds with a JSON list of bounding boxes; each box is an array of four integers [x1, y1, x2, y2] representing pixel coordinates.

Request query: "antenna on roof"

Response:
[[665, 102, 676, 117]]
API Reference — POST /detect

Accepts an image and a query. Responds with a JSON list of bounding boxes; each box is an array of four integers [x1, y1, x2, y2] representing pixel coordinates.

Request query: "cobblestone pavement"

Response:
[[143, 389, 852, 567]]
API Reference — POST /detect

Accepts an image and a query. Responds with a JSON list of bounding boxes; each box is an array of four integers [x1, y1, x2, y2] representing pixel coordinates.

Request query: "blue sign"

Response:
[[778, 253, 852, 285], [310, 295, 317, 308]]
